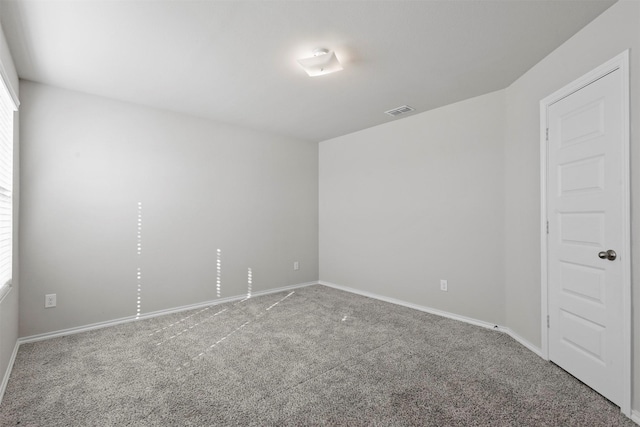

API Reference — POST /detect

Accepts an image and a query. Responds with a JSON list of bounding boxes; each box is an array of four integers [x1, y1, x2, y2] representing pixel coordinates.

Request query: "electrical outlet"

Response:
[[293, 261, 300, 271], [440, 280, 448, 292], [45, 294, 57, 308]]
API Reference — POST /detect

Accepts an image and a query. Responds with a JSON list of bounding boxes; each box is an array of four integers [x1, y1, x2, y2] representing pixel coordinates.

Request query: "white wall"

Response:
[[18, 81, 318, 337], [503, 0, 640, 411], [319, 89, 506, 325], [319, 0, 640, 414], [0, 20, 19, 398]]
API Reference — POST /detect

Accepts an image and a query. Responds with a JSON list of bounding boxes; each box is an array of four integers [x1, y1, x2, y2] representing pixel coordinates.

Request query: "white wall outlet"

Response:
[[440, 280, 448, 292], [45, 294, 57, 308], [293, 261, 300, 271]]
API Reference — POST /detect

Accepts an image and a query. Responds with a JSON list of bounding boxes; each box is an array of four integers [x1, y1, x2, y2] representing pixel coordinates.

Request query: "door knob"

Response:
[[598, 249, 617, 261]]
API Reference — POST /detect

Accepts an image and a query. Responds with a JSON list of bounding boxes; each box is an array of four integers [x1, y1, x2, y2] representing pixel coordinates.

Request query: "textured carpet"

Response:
[[0, 285, 634, 426]]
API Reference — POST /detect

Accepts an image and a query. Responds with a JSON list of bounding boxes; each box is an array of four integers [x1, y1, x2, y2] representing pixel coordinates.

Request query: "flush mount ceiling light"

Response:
[[297, 48, 343, 77]]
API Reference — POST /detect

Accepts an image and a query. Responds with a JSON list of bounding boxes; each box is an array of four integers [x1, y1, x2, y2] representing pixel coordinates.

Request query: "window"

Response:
[[0, 76, 16, 299]]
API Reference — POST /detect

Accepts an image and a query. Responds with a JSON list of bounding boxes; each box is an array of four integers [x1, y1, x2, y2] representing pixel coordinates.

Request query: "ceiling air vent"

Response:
[[384, 105, 415, 117]]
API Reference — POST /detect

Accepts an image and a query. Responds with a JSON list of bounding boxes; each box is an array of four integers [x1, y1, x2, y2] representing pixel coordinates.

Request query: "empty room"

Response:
[[0, 0, 638, 425]]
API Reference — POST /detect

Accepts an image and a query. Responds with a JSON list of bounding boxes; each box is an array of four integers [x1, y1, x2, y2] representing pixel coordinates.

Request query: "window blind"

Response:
[[0, 80, 14, 293]]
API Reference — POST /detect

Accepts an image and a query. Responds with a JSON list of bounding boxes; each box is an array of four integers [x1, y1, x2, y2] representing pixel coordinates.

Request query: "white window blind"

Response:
[[0, 79, 14, 294]]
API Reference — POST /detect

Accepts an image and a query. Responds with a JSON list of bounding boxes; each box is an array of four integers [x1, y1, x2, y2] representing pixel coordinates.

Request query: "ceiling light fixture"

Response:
[[297, 48, 343, 77]]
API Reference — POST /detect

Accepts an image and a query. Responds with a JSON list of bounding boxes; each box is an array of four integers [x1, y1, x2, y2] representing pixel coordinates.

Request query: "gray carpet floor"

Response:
[[0, 285, 634, 426]]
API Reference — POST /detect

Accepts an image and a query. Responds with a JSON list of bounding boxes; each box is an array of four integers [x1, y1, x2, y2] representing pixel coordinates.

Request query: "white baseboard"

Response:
[[318, 280, 544, 358], [0, 339, 20, 405], [319, 280, 500, 328], [497, 326, 544, 358], [19, 281, 318, 344], [631, 409, 640, 425]]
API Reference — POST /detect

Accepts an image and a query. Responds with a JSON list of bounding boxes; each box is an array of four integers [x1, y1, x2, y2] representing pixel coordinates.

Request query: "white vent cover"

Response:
[[384, 105, 415, 117]]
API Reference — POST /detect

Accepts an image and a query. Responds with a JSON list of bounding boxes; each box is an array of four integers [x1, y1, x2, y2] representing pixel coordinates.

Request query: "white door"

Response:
[[546, 67, 626, 407]]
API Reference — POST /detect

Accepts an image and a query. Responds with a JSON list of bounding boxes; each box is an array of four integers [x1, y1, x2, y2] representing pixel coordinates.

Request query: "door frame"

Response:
[[539, 50, 631, 416]]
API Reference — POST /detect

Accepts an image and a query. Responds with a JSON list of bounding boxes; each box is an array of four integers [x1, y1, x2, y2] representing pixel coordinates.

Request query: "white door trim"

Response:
[[539, 50, 631, 416]]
